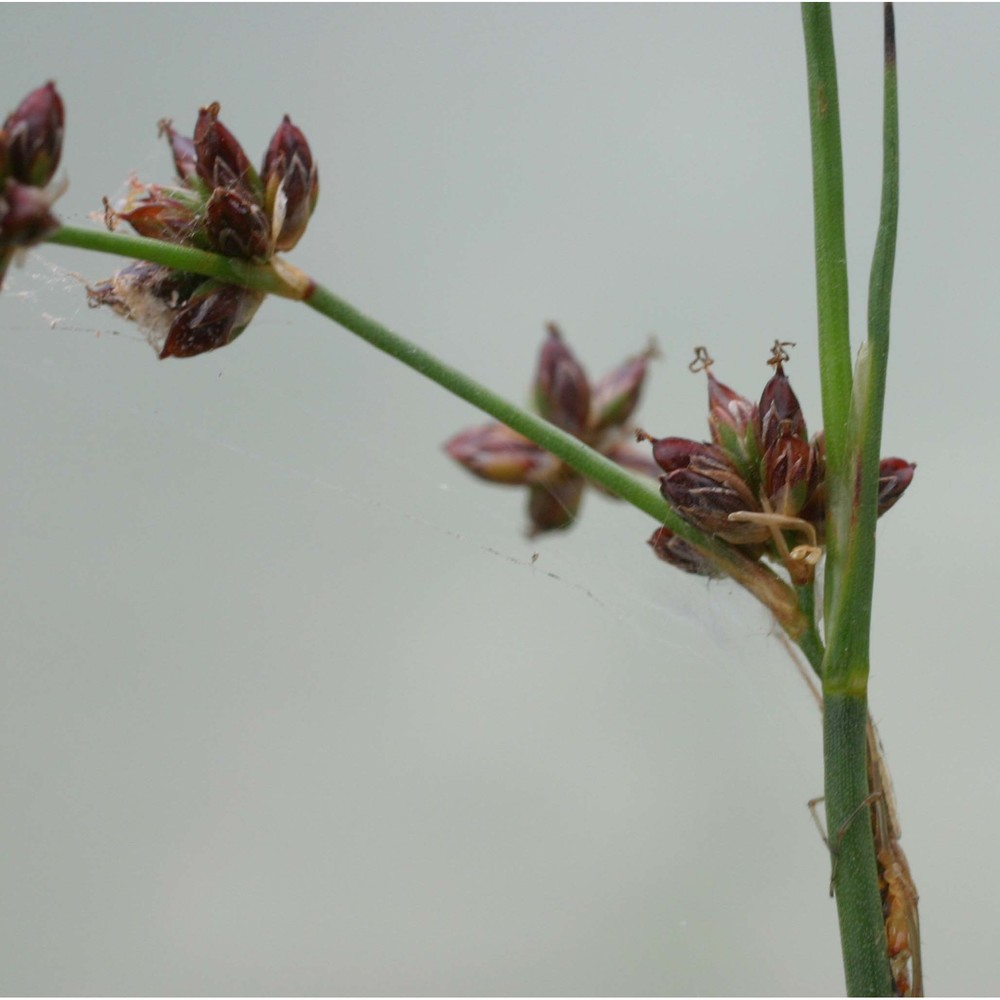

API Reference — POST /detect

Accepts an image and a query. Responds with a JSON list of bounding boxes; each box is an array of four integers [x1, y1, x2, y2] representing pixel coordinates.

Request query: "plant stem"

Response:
[[794, 583, 825, 677], [824, 691, 889, 995], [801, 2, 854, 503], [42, 224, 810, 641], [802, 4, 900, 995], [303, 282, 813, 638], [46, 226, 306, 298]]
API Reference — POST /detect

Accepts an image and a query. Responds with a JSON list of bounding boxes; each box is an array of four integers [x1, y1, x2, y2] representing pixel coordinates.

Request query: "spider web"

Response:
[[0, 231, 836, 999]]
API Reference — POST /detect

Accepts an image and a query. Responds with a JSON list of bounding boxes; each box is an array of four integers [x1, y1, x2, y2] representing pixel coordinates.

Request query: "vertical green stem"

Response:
[[801, 2, 855, 622], [802, 5, 899, 995]]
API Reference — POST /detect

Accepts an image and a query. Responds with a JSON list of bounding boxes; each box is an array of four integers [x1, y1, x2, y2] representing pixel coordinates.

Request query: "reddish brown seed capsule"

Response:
[[589, 347, 654, 434], [527, 476, 585, 536], [647, 526, 719, 577], [193, 102, 256, 194], [660, 453, 769, 544], [762, 432, 813, 519], [204, 187, 272, 259], [877, 458, 916, 515], [262, 115, 319, 252], [648, 435, 722, 476], [159, 281, 263, 359], [2, 81, 64, 188], [707, 369, 757, 445], [534, 323, 591, 435], [157, 119, 199, 186], [758, 364, 807, 452], [116, 183, 203, 244], [443, 423, 561, 485]]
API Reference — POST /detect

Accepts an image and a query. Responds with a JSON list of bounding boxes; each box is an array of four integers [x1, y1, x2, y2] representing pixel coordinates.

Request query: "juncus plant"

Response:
[[3, 5, 918, 994]]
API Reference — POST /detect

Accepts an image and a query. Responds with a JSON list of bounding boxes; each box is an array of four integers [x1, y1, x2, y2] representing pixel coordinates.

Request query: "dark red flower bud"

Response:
[[262, 115, 319, 252], [705, 368, 761, 483], [589, 345, 654, 433], [707, 369, 756, 445], [763, 432, 813, 518], [2, 82, 63, 187], [758, 364, 807, 452], [159, 280, 264, 359], [648, 526, 719, 577], [798, 432, 827, 532], [534, 324, 591, 434], [205, 187, 271, 259], [157, 119, 199, 186], [444, 422, 561, 485], [661, 451, 769, 544], [527, 475, 585, 536], [877, 457, 915, 515], [193, 102, 258, 195], [647, 435, 720, 476], [117, 183, 203, 245]]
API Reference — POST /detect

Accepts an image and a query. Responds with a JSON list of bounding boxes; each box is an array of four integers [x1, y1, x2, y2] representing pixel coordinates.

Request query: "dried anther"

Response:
[[92, 101, 319, 358], [445, 325, 659, 536]]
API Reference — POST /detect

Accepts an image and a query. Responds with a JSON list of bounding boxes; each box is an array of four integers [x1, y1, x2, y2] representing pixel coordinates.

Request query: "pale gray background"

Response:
[[0, 4, 992, 995]]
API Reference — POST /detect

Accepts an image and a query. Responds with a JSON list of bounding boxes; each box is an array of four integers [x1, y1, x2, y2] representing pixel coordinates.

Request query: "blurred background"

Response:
[[1, 5, 992, 994]]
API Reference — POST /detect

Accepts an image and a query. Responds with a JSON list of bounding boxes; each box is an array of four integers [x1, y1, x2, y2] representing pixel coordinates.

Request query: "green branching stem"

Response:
[[44, 223, 810, 642], [803, 4, 900, 995], [794, 583, 825, 677], [47, 227, 304, 298]]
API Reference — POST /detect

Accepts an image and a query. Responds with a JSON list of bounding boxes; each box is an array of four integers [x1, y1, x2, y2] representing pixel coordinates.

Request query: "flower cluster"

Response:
[[0, 82, 64, 289], [445, 324, 660, 536], [643, 345, 915, 584], [89, 102, 318, 359]]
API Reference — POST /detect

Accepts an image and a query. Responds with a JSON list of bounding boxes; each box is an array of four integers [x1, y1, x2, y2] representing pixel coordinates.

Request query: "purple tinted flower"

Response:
[[877, 458, 916, 515], [534, 324, 591, 435], [204, 187, 272, 259], [647, 526, 719, 577], [2, 81, 63, 188], [262, 115, 319, 252], [444, 423, 561, 485], [159, 280, 264, 359], [758, 363, 807, 452], [193, 102, 257, 194]]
